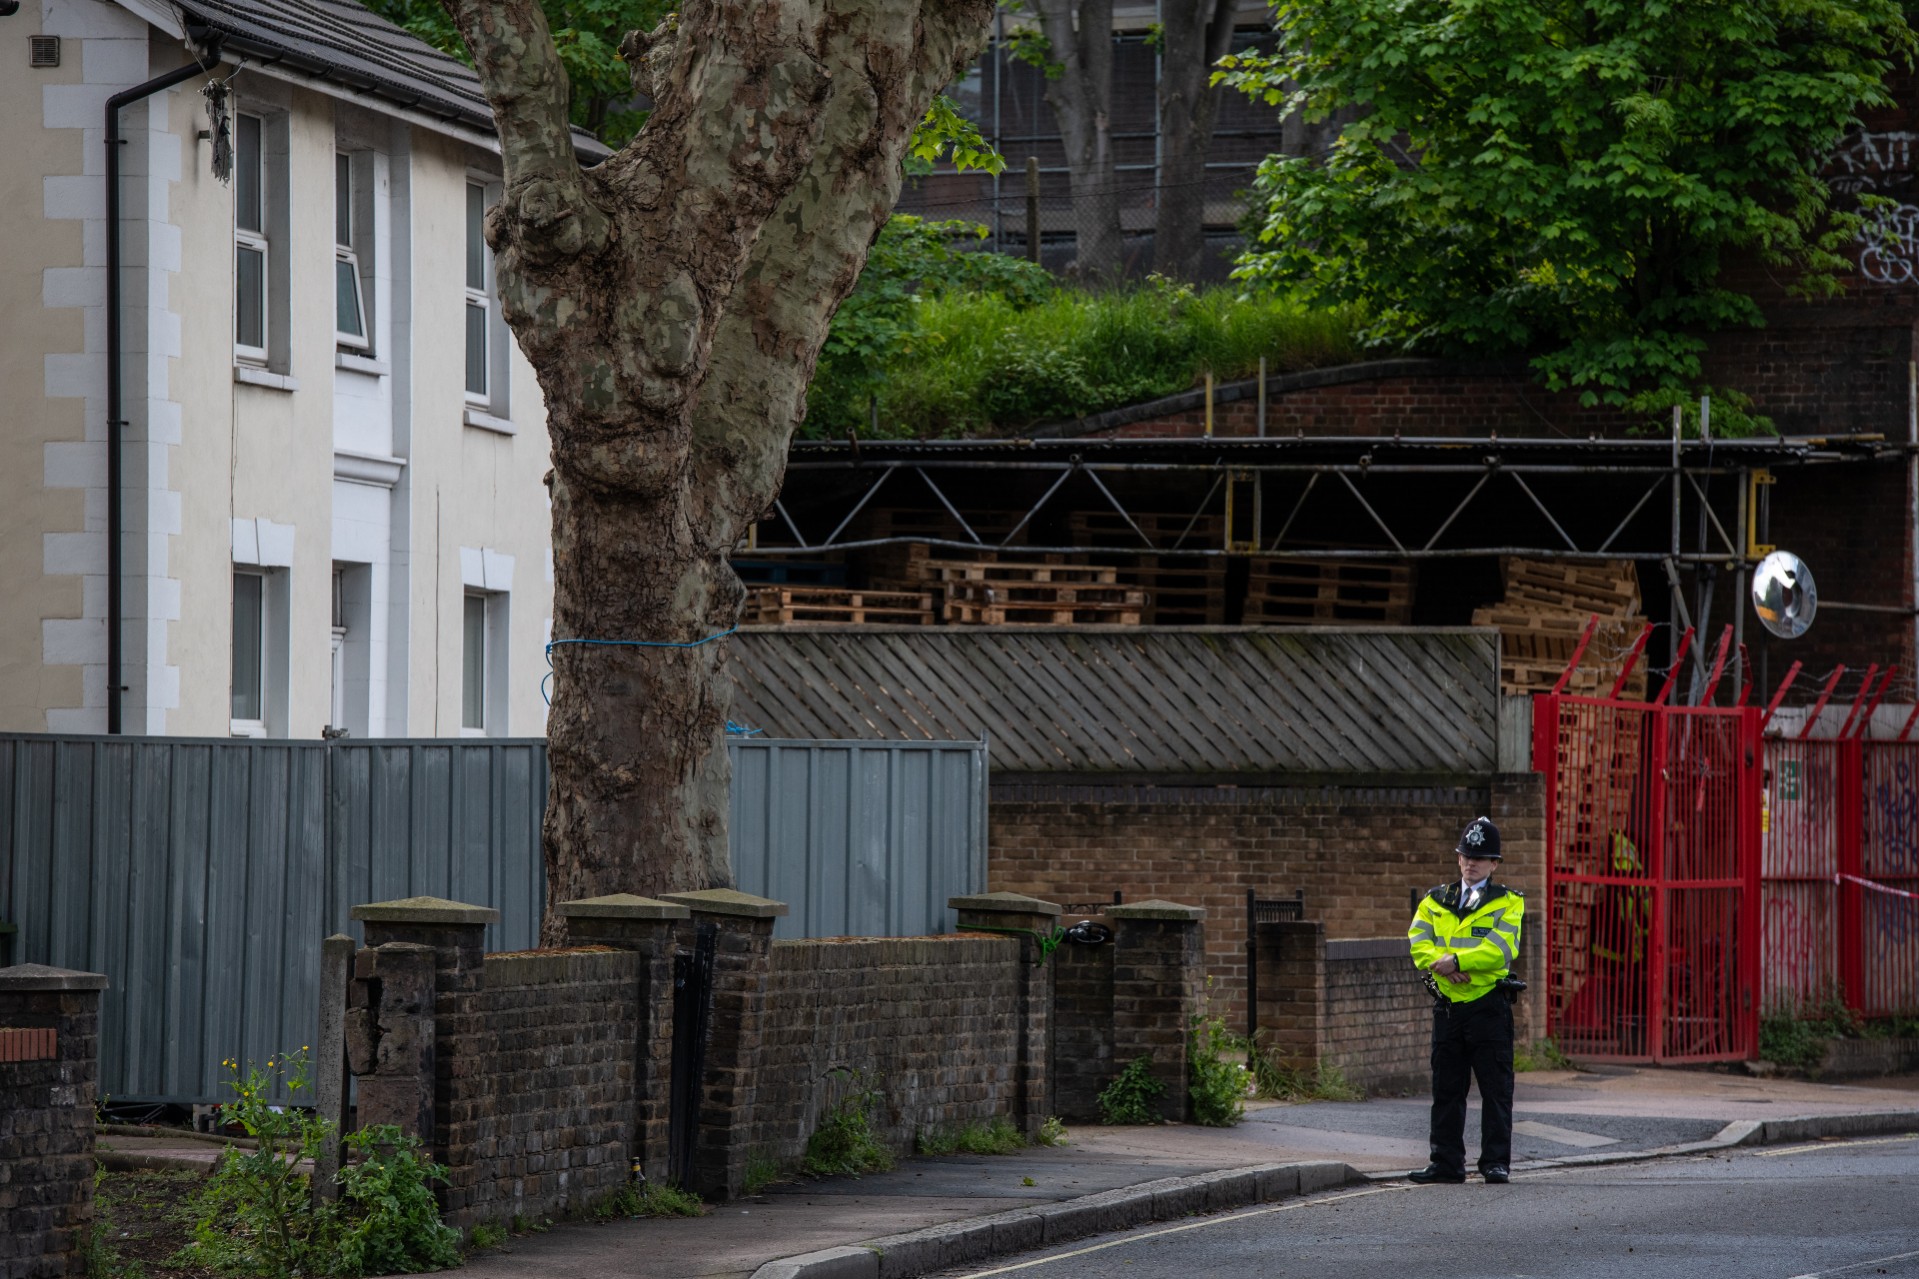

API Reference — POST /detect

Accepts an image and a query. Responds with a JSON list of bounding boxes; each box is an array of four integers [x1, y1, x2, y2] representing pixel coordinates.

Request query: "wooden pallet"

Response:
[[747, 587, 933, 626], [927, 559, 1118, 586], [1244, 558, 1414, 625], [1111, 555, 1228, 625], [1501, 557, 1641, 617], [943, 580, 1144, 626]]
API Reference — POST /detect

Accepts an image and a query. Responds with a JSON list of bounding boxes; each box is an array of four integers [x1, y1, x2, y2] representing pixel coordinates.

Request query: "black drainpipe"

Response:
[[105, 38, 218, 734]]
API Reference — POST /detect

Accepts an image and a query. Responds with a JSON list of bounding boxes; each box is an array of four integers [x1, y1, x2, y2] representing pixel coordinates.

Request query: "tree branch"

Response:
[[689, 0, 995, 538]]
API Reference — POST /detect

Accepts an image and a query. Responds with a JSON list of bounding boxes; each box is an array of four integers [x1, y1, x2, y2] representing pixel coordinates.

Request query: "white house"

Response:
[[0, 0, 604, 738]]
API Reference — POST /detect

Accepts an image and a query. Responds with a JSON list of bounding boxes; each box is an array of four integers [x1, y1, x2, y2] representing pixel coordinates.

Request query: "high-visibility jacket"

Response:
[[1408, 881, 1525, 1005]]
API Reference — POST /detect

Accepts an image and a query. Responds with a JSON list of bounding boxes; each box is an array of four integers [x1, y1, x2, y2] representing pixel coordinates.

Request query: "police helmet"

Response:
[[1455, 816, 1501, 860]]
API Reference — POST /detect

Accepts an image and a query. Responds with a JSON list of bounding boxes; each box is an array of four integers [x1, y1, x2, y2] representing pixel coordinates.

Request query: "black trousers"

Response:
[[1428, 992, 1514, 1176]]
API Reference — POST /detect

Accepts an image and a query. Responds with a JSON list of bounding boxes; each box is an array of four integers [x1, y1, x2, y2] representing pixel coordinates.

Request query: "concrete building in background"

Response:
[[0, 0, 605, 738]]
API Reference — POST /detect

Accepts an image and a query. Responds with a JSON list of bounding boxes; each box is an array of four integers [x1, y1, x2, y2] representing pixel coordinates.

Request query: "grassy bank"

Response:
[[801, 220, 1361, 439]]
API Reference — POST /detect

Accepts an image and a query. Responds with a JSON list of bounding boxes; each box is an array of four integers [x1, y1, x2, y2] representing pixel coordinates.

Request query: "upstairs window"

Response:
[[234, 113, 268, 362], [334, 153, 369, 350], [465, 182, 490, 400]]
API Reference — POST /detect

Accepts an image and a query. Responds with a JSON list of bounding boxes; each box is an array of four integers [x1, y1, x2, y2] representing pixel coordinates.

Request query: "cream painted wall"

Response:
[[8, 0, 558, 740], [0, 13, 89, 731], [404, 128, 554, 738]]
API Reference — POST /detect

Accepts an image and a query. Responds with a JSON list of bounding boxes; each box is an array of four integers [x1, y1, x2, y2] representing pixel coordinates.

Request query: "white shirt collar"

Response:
[[1460, 875, 1490, 898]]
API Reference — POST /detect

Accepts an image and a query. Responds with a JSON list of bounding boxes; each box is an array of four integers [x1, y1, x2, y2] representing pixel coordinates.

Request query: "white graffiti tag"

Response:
[[1828, 129, 1919, 193], [1858, 202, 1919, 285]]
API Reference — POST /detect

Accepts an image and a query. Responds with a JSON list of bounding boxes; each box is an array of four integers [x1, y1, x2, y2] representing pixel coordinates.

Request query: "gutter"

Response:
[[106, 36, 220, 734]]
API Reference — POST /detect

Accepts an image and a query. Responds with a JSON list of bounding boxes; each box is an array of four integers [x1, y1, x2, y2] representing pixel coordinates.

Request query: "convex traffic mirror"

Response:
[[1752, 550, 1817, 639]]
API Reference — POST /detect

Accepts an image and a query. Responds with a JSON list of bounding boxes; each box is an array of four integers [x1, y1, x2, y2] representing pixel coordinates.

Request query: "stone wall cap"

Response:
[[948, 891, 1063, 916], [350, 896, 502, 925], [659, 888, 789, 918], [1108, 899, 1206, 921], [556, 894, 692, 920], [0, 963, 108, 991]]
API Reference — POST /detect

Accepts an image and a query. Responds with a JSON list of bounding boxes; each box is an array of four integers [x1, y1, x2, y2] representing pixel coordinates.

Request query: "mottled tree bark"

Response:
[[1155, 0, 1237, 280], [440, 0, 994, 937], [1029, 0, 1122, 282]]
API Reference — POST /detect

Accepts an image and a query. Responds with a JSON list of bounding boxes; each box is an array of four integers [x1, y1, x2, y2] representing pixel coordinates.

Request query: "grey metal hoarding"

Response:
[[0, 734, 984, 1103]]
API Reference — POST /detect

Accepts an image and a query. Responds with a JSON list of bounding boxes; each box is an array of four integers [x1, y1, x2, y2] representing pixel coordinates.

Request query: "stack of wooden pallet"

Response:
[[861, 543, 1147, 626], [1065, 511, 1229, 625], [934, 559, 1145, 626], [1242, 557, 1414, 626], [745, 586, 933, 626], [1472, 558, 1647, 698]]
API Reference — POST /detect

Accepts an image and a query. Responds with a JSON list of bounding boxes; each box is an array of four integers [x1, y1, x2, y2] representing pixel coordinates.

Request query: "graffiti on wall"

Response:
[[1830, 128, 1919, 284]]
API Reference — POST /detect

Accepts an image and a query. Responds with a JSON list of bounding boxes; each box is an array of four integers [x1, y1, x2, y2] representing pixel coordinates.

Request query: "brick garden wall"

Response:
[[754, 936, 1024, 1162], [1323, 940, 1433, 1095], [438, 949, 641, 1228], [990, 777, 1545, 1037], [0, 968, 103, 1279]]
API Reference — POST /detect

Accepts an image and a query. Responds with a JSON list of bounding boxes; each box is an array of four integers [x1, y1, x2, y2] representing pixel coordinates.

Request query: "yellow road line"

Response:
[[1754, 1134, 1918, 1158], [957, 1185, 1415, 1277]]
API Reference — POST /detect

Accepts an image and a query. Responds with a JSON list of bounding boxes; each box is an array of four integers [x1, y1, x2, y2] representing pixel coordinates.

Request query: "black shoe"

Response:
[[1409, 1165, 1467, 1184], [1481, 1166, 1510, 1184]]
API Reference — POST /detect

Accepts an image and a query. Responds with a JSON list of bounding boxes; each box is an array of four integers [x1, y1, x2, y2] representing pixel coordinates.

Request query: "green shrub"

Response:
[[1034, 1115, 1069, 1147], [1760, 993, 1867, 1072], [177, 1052, 334, 1277], [330, 1126, 461, 1275], [174, 1051, 461, 1278], [916, 1116, 1026, 1156], [1097, 1057, 1168, 1126], [1187, 1011, 1248, 1128], [803, 1070, 894, 1178]]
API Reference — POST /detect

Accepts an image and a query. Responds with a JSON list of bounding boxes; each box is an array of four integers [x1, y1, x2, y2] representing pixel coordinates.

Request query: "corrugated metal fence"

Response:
[[0, 733, 985, 1102]]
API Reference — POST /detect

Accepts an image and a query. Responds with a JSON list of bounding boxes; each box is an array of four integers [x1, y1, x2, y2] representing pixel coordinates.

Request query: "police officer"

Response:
[[1407, 815, 1524, 1184]]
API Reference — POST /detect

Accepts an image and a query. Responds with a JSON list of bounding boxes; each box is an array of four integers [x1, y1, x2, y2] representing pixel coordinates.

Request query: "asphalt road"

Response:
[[930, 1135, 1919, 1279]]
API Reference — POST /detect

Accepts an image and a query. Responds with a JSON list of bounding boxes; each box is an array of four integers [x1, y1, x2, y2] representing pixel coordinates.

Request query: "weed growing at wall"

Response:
[[174, 1051, 461, 1278], [178, 1052, 333, 1276], [1097, 1057, 1167, 1126], [742, 1155, 787, 1196], [595, 1181, 706, 1219], [1513, 1037, 1575, 1073], [1187, 1011, 1249, 1127], [1035, 1116, 1069, 1147], [803, 1070, 894, 1177], [329, 1127, 461, 1275], [1247, 1051, 1363, 1103], [1760, 994, 1870, 1072], [916, 1117, 1026, 1156], [467, 1222, 508, 1251]]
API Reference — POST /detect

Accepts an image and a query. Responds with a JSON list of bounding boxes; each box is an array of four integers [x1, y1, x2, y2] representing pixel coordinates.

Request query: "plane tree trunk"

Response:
[[1155, 0, 1237, 280], [1029, 0, 1123, 281], [439, 0, 995, 937]]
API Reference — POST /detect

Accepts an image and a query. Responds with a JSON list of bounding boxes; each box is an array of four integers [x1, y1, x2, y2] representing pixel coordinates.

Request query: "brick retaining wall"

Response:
[[438, 948, 641, 1226], [754, 936, 1023, 1161]]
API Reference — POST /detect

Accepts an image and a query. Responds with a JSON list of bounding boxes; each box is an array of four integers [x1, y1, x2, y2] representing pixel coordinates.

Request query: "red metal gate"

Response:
[[1537, 694, 1761, 1062]]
